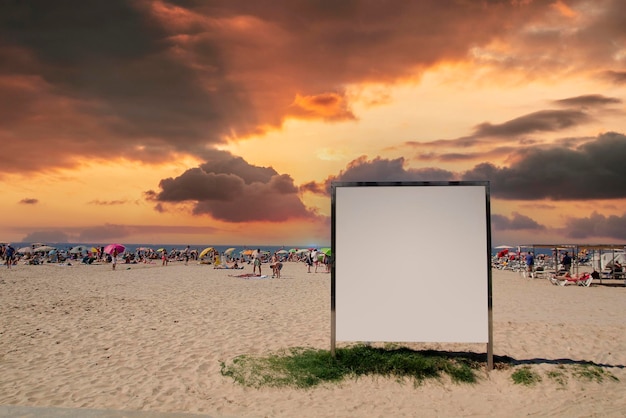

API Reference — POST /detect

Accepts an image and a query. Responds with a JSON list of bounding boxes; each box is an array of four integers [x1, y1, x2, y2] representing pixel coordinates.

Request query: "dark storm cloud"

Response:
[[553, 94, 622, 108], [306, 156, 455, 195], [19, 198, 38, 205], [0, 0, 564, 173], [564, 212, 626, 240], [473, 110, 592, 137], [316, 131, 626, 202], [402, 92, 624, 165], [602, 70, 626, 84], [491, 212, 546, 231], [149, 150, 315, 222], [462, 131, 626, 200]]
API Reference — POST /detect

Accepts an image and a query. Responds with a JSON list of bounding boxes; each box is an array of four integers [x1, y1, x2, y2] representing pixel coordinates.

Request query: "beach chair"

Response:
[[549, 272, 592, 287]]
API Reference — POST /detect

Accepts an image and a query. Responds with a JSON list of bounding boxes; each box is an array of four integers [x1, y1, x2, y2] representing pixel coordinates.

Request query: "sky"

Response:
[[1, 0, 626, 247]]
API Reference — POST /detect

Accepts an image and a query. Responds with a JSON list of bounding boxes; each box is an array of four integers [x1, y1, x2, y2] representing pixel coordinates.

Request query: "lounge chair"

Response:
[[549, 272, 593, 287]]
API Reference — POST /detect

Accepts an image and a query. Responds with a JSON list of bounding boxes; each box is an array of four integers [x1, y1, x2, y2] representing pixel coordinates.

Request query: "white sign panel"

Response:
[[333, 183, 490, 343]]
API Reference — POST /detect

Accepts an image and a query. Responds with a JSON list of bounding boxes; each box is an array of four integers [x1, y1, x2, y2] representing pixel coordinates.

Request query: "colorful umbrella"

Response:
[[199, 247, 215, 258], [224, 247, 236, 255], [70, 245, 89, 254], [103, 244, 125, 255], [319, 247, 332, 256]]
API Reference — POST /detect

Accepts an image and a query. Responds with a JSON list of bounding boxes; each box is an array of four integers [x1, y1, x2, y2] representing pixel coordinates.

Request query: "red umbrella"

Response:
[[104, 244, 125, 254]]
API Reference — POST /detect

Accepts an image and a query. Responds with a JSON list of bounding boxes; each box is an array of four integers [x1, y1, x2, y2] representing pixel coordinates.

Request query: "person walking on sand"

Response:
[[311, 248, 319, 272], [111, 249, 118, 270], [252, 248, 262, 276], [184, 245, 190, 265], [5, 244, 15, 269]]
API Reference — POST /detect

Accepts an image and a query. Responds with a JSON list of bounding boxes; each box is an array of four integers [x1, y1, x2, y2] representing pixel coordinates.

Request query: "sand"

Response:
[[1, 260, 626, 417]]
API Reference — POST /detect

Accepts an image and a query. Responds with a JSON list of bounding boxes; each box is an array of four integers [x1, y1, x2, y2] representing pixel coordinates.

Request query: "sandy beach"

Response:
[[1, 260, 626, 417]]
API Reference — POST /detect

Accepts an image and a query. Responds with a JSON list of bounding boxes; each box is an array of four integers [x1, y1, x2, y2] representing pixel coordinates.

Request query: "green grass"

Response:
[[546, 365, 568, 386], [571, 364, 619, 383], [511, 366, 542, 386], [220, 345, 620, 390], [220, 345, 482, 389]]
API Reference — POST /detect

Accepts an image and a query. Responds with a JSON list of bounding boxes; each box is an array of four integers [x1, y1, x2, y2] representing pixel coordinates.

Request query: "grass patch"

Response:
[[511, 366, 542, 386], [571, 364, 619, 383], [220, 345, 482, 389], [546, 365, 568, 386]]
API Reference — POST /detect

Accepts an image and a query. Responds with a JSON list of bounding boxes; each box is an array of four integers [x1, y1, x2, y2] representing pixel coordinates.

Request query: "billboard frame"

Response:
[[330, 181, 493, 370]]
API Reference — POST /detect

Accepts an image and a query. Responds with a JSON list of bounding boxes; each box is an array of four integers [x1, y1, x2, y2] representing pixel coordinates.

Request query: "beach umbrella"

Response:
[[17, 246, 33, 254], [103, 243, 125, 255], [224, 247, 236, 255], [70, 245, 88, 254], [241, 249, 255, 256], [199, 247, 215, 258], [276, 249, 289, 255], [319, 247, 331, 256], [157, 248, 166, 253], [494, 245, 514, 249]]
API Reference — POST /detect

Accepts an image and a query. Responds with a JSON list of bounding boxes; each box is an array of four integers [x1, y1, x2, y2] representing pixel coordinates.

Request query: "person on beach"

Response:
[[184, 245, 190, 265], [111, 249, 118, 270], [161, 249, 168, 266], [305, 250, 313, 273], [5, 244, 15, 269], [561, 251, 572, 273], [252, 248, 262, 276], [270, 253, 283, 278], [525, 251, 534, 276], [310, 248, 318, 272]]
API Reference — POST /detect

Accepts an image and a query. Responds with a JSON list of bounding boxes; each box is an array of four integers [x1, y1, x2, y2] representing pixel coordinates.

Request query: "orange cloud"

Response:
[[289, 93, 355, 121]]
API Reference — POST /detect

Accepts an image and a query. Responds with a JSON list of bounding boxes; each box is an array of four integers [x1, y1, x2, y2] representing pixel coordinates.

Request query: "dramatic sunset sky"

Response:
[[1, 0, 626, 246]]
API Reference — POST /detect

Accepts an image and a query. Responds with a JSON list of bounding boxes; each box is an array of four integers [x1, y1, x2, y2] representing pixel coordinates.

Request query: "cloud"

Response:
[[491, 212, 546, 231], [88, 199, 132, 206], [19, 198, 38, 205], [462, 131, 626, 200], [564, 211, 626, 240], [602, 71, 626, 84], [315, 130, 626, 202], [22, 230, 70, 243], [288, 93, 356, 121], [473, 110, 593, 138], [553, 94, 622, 108], [0, 0, 583, 174], [149, 149, 317, 222], [399, 93, 624, 167], [301, 155, 455, 196]]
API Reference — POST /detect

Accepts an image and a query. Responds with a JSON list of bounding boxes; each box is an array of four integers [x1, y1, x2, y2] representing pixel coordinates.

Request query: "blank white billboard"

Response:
[[332, 182, 491, 343]]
